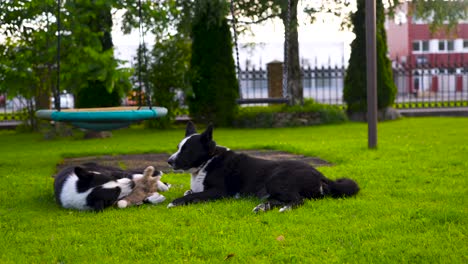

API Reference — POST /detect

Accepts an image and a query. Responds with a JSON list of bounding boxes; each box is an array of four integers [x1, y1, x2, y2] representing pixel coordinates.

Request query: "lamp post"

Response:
[[366, 0, 378, 149]]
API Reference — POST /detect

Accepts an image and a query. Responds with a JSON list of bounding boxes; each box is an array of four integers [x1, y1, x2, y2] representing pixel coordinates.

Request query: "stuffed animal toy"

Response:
[[117, 166, 167, 208]]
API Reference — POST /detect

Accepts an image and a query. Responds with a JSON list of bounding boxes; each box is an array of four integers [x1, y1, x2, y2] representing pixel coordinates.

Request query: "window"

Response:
[[413, 40, 429, 53], [422, 41, 429, 51], [463, 40, 468, 50], [447, 40, 454, 51], [438, 40, 456, 52], [416, 56, 428, 65], [439, 40, 446, 51]]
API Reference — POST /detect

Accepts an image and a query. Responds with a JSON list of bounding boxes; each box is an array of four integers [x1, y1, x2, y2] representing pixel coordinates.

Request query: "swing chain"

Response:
[[55, 0, 62, 111], [138, 0, 152, 109]]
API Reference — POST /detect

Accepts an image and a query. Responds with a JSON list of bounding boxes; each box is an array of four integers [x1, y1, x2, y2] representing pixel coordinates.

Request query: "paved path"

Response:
[[0, 121, 22, 129], [398, 107, 468, 117]]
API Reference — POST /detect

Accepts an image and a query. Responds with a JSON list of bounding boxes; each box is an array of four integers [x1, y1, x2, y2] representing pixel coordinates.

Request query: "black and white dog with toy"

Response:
[[167, 122, 359, 212], [54, 163, 169, 211]]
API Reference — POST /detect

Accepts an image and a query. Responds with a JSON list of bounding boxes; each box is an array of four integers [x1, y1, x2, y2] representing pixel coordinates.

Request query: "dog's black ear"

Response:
[[74, 166, 91, 181], [185, 121, 197, 137], [201, 123, 213, 142]]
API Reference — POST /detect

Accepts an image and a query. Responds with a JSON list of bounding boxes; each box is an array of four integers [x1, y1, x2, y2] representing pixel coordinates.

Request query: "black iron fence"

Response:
[[239, 61, 468, 108], [0, 95, 28, 127], [2, 61, 467, 126], [392, 58, 468, 108]]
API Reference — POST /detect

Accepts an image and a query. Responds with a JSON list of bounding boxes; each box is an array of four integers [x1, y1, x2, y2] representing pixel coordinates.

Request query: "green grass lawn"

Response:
[[0, 117, 467, 263]]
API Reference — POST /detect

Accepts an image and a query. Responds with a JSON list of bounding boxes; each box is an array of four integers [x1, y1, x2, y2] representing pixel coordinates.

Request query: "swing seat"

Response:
[[35, 106, 167, 131]]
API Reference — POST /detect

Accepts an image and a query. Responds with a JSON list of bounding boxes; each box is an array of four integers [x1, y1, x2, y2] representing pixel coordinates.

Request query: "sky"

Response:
[[112, 5, 356, 68], [0, 5, 356, 68]]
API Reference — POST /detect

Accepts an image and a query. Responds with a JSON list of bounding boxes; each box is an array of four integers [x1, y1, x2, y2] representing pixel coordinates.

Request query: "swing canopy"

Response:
[[36, 107, 167, 131]]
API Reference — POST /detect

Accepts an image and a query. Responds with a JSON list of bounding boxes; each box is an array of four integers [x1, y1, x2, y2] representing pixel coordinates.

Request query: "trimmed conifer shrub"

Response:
[[343, 0, 397, 113], [188, 1, 239, 126]]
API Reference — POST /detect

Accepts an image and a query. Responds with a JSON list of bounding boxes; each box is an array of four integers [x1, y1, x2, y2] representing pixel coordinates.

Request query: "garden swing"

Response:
[[230, 0, 291, 105], [35, 0, 167, 132]]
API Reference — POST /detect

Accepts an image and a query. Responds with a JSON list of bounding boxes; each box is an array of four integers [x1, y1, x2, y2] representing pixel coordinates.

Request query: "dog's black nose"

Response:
[[167, 158, 175, 167]]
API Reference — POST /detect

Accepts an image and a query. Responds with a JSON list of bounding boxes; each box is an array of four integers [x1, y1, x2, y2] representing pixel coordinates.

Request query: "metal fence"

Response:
[[0, 95, 28, 127], [239, 62, 468, 108]]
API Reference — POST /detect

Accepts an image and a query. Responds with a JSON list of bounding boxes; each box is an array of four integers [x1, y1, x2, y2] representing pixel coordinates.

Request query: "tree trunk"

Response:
[[282, 0, 303, 105]]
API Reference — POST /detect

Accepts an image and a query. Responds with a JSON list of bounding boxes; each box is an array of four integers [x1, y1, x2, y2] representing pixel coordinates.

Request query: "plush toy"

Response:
[[117, 166, 167, 208]]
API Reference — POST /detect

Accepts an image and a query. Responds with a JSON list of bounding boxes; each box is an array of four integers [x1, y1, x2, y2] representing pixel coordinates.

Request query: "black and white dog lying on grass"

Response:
[[167, 122, 359, 212], [54, 163, 169, 211]]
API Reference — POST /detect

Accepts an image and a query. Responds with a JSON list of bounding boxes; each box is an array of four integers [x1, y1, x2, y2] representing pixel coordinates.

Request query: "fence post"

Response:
[[431, 76, 438, 92], [456, 75, 463, 92], [267, 61, 283, 98]]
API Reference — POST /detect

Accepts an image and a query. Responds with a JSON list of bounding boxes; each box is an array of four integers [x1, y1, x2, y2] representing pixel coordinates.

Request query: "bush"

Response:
[[343, 0, 397, 113], [75, 81, 121, 108], [142, 36, 191, 129], [232, 99, 347, 128], [188, 1, 239, 126]]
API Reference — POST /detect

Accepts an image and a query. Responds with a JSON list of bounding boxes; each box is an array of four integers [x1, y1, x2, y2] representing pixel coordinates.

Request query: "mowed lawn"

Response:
[[0, 117, 466, 263]]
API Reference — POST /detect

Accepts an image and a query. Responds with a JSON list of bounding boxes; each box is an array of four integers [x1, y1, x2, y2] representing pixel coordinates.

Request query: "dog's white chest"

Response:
[[191, 170, 206, 193], [190, 158, 214, 193]]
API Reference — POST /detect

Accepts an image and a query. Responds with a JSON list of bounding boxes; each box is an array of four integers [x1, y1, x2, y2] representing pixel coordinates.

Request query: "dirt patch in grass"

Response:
[[58, 150, 332, 173]]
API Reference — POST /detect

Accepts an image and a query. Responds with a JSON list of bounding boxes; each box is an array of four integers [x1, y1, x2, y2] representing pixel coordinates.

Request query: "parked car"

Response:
[[50, 93, 75, 109]]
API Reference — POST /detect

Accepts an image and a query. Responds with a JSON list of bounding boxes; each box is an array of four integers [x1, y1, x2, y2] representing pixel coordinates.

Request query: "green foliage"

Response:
[[188, 0, 239, 126], [0, 118, 467, 262], [0, 0, 134, 113], [137, 36, 191, 129], [402, 0, 467, 33], [64, 1, 132, 107], [0, 43, 39, 100], [343, 0, 397, 113]]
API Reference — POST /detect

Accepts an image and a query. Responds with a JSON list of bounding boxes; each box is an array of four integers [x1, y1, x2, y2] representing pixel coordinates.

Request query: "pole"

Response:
[[366, 0, 377, 148], [55, 0, 61, 111]]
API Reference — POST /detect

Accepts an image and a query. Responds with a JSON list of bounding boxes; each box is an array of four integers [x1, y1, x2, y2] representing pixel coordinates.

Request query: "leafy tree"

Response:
[[389, 0, 467, 32], [0, 0, 58, 129], [189, 0, 239, 126], [0, 0, 134, 114], [119, 0, 193, 127], [147, 36, 191, 128], [306, 0, 467, 31], [63, 0, 131, 108]]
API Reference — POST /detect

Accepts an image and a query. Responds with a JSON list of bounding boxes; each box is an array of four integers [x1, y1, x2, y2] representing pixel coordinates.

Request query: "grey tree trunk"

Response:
[[282, 0, 303, 105]]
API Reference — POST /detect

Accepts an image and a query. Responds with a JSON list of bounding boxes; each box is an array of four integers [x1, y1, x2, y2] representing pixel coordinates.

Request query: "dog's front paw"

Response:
[[253, 202, 271, 213], [167, 197, 186, 208], [157, 181, 171, 192], [279, 205, 292, 213], [145, 193, 166, 204], [117, 200, 129, 208]]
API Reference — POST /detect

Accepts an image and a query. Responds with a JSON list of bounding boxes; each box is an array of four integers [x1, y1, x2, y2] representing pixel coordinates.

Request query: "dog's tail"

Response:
[[328, 178, 359, 198]]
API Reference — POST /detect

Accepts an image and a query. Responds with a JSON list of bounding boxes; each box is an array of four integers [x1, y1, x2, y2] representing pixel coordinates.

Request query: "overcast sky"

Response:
[[112, 6, 356, 67]]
